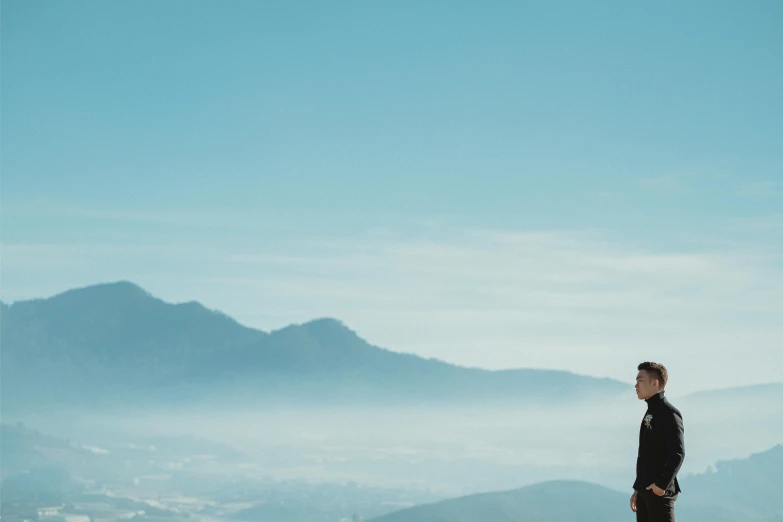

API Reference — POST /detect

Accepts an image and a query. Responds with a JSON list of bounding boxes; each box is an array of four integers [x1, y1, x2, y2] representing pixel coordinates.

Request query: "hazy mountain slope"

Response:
[[372, 480, 629, 522], [372, 445, 783, 522], [1, 282, 628, 411], [677, 445, 783, 522], [679, 382, 783, 404]]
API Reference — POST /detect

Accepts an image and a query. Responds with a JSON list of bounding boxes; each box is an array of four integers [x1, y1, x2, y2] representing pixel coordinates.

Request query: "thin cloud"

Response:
[[1, 203, 294, 232], [3, 225, 781, 392], [738, 180, 783, 198], [636, 176, 689, 195], [216, 226, 782, 325]]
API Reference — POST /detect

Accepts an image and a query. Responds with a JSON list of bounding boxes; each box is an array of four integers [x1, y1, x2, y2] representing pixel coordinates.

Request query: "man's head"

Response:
[[635, 362, 668, 400]]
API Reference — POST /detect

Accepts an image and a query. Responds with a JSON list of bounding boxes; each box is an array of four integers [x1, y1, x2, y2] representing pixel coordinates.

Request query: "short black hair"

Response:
[[638, 362, 668, 387]]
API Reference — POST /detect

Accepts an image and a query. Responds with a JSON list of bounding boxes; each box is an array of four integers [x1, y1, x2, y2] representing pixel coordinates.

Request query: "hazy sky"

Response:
[[2, 0, 782, 393]]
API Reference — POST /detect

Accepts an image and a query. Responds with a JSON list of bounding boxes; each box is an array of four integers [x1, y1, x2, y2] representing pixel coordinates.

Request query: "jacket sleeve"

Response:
[[655, 410, 685, 491]]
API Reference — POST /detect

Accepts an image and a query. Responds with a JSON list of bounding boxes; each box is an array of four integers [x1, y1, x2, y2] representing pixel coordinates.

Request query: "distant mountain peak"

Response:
[[302, 317, 353, 333], [304, 317, 346, 326], [682, 382, 783, 400], [269, 317, 373, 359], [270, 317, 364, 345], [52, 281, 153, 302]]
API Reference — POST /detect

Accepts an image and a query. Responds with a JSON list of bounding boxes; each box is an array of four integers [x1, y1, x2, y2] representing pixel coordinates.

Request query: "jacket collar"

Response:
[[645, 390, 665, 405]]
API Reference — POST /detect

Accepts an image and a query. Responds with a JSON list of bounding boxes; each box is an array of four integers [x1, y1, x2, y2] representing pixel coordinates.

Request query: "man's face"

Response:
[[635, 370, 660, 400]]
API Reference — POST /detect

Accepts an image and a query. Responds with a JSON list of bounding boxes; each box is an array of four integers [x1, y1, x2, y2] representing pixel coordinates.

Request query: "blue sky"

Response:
[[2, 0, 782, 392]]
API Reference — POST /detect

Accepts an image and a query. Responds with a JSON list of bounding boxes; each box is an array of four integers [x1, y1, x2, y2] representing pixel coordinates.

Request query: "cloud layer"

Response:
[[3, 219, 781, 394]]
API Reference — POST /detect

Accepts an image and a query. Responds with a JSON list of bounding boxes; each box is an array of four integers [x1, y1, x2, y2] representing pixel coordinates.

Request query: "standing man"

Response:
[[630, 362, 685, 522]]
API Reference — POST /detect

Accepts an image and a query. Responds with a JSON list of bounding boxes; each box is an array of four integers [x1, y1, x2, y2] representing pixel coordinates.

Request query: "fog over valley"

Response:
[[2, 284, 781, 521]]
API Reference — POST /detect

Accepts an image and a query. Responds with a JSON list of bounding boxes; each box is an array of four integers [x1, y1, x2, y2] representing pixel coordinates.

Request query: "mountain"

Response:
[[0, 423, 205, 520], [0, 423, 81, 479], [371, 445, 783, 522], [0, 282, 628, 412], [0, 424, 86, 508], [679, 382, 783, 404], [371, 480, 629, 522], [677, 445, 783, 522]]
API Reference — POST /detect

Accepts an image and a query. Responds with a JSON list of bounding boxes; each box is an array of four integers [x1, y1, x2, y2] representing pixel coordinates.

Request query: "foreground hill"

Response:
[[0, 282, 628, 412], [372, 445, 783, 522], [677, 444, 783, 522], [372, 480, 629, 522]]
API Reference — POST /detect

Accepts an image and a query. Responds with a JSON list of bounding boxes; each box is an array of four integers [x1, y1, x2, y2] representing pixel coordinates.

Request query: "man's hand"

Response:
[[630, 491, 638, 512], [646, 483, 666, 496]]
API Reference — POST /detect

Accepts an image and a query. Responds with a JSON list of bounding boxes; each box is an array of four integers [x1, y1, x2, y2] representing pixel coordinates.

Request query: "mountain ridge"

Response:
[[371, 445, 783, 522], [679, 382, 783, 400], [2, 281, 629, 411]]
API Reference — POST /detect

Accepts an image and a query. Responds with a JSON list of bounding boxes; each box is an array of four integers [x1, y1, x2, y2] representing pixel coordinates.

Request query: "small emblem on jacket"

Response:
[[644, 414, 653, 429]]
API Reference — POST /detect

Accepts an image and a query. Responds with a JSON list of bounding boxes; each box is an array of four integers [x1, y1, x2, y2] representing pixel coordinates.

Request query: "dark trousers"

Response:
[[636, 489, 677, 522]]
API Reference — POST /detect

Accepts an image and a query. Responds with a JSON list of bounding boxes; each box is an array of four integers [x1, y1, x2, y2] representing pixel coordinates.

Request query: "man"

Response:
[[630, 362, 685, 522]]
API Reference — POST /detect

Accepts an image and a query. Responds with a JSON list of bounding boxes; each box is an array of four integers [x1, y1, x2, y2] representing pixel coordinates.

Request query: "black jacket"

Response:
[[633, 391, 685, 494]]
